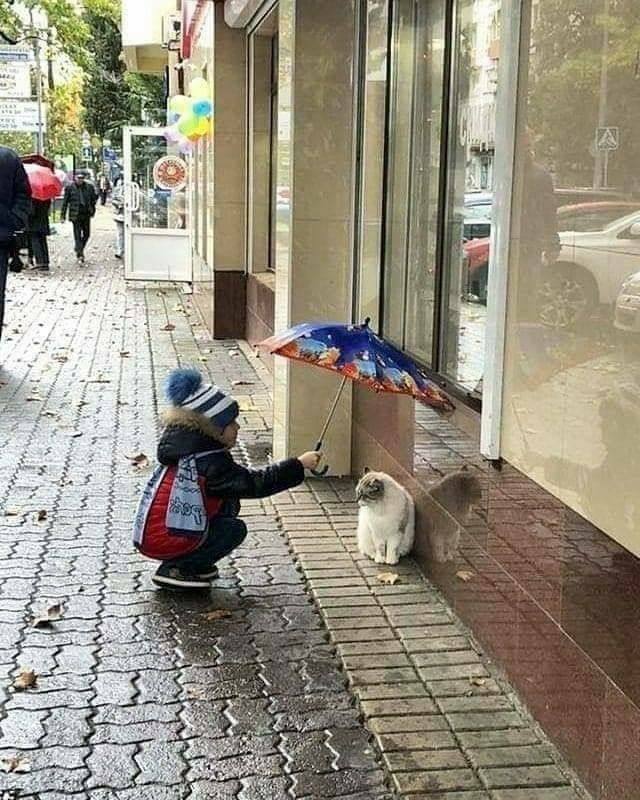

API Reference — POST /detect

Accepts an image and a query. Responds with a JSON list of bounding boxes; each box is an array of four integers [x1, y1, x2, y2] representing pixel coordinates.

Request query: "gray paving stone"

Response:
[[480, 765, 569, 789], [468, 745, 555, 768], [393, 767, 481, 793]]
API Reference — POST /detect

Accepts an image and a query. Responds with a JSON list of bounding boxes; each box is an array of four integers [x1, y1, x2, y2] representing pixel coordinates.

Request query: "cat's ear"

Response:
[[363, 466, 370, 475]]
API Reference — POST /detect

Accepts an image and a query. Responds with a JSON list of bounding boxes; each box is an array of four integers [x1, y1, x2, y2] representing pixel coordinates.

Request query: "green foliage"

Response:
[[528, 0, 640, 190], [46, 76, 83, 158], [0, 133, 35, 156]]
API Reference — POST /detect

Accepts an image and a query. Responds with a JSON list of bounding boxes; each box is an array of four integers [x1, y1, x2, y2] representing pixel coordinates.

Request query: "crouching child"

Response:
[[133, 368, 321, 589]]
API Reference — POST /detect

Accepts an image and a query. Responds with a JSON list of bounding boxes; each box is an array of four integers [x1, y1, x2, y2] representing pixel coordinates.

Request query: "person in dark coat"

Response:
[[26, 199, 51, 272], [0, 145, 31, 342], [60, 173, 97, 264], [133, 368, 321, 589]]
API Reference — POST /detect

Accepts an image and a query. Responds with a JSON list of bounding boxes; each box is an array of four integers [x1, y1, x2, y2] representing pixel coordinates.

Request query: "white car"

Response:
[[541, 212, 640, 326], [614, 270, 640, 333]]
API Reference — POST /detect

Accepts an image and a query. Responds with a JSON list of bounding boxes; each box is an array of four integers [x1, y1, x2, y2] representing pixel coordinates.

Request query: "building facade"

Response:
[[124, 0, 640, 796]]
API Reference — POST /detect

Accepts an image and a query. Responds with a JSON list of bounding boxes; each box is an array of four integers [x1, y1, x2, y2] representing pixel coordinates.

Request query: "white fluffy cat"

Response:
[[356, 471, 415, 565]]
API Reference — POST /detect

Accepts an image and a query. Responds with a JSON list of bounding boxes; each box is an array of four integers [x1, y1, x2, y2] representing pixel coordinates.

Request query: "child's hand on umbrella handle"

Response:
[[299, 451, 322, 471]]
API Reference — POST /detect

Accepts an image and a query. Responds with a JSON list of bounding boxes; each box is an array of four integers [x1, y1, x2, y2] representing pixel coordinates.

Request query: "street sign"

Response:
[[0, 62, 31, 99], [82, 145, 93, 160], [596, 126, 619, 151], [0, 46, 32, 63], [0, 99, 46, 133]]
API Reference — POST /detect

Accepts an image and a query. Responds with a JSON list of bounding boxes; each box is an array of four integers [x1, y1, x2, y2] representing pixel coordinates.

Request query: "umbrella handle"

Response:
[[310, 440, 329, 477]]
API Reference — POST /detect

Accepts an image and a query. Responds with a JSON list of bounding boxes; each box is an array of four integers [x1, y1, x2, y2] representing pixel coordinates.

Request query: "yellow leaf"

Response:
[[14, 669, 37, 691], [377, 572, 400, 586], [456, 570, 475, 582], [125, 453, 150, 470], [201, 609, 232, 621], [32, 603, 63, 628], [1, 754, 31, 773]]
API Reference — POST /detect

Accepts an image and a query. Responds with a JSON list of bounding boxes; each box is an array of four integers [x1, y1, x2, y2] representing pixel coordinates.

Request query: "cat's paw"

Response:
[[386, 553, 399, 565], [374, 552, 386, 564]]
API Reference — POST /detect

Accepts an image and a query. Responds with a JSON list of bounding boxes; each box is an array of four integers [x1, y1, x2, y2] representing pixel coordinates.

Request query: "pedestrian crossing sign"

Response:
[[596, 126, 619, 151]]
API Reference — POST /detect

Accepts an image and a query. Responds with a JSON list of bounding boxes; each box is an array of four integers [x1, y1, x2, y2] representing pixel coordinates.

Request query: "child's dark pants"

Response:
[[165, 517, 247, 574]]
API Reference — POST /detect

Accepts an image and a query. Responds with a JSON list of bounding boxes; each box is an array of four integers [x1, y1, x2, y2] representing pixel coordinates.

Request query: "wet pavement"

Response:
[[0, 216, 590, 799]]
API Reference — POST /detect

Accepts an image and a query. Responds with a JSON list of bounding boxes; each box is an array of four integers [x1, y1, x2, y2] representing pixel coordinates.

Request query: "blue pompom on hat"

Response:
[[164, 368, 239, 430]]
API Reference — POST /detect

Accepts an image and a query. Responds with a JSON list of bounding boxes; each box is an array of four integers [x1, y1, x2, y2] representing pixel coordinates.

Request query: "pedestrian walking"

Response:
[[61, 173, 97, 265], [0, 145, 31, 343], [112, 177, 125, 260], [133, 368, 321, 589], [98, 173, 111, 206], [26, 199, 51, 272]]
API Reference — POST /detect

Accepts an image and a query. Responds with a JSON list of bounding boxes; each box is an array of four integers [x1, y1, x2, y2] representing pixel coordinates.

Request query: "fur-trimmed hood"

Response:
[[158, 407, 226, 465]]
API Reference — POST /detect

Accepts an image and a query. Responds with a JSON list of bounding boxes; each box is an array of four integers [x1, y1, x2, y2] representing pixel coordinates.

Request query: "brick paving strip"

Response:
[[0, 220, 591, 800]]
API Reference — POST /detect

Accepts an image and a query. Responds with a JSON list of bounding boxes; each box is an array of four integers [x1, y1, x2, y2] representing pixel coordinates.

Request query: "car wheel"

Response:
[[538, 264, 598, 328]]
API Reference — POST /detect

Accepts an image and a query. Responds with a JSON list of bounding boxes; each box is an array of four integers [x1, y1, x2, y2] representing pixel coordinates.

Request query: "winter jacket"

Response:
[[61, 182, 97, 221], [26, 200, 51, 235], [0, 146, 31, 245], [137, 408, 305, 560]]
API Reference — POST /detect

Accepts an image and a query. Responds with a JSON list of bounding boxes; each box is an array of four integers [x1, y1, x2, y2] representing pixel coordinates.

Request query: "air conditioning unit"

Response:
[[162, 14, 181, 48]]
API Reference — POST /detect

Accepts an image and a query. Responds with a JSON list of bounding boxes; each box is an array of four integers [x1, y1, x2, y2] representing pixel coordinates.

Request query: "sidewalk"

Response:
[[0, 222, 590, 799]]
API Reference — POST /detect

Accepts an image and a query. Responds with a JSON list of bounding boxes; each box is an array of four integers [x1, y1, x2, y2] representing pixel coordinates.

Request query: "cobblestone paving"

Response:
[[0, 219, 591, 800]]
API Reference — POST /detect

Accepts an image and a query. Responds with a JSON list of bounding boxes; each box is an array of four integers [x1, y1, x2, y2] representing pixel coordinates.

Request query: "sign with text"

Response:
[[0, 99, 47, 133], [0, 62, 31, 99], [0, 46, 32, 63]]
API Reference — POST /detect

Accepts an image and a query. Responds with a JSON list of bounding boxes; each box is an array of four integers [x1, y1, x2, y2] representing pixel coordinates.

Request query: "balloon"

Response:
[[192, 99, 213, 118], [195, 117, 211, 136], [169, 94, 189, 115], [178, 137, 193, 154], [177, 113, 198, 137], [189, 77, 210, 100], [165, 126, 181, 143], [167, 111, 180, 125]]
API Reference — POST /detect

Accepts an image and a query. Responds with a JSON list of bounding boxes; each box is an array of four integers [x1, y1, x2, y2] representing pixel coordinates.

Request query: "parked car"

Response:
[[541, 211, 640, 327], [461, 201, 640, 309], [463, 192, 492, 241], [614, 270, 640, 333]]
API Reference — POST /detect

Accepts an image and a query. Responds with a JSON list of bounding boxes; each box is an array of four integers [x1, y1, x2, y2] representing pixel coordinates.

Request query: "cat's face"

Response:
[[356, 472, 386, 506]]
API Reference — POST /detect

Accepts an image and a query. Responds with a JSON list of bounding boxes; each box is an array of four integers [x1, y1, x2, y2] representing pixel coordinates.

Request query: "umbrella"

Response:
[[259, 318, 454, 475], [22, 154, 55, 170], [24, 163, 63, 202]]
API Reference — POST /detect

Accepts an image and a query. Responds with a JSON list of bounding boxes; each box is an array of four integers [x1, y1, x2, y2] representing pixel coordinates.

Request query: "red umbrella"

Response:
[[24, 163, 63, 201]]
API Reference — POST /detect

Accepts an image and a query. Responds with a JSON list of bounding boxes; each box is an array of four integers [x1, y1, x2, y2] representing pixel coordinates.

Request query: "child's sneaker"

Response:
[[152, 564, 211, 590], [197, 566, 219, 580]]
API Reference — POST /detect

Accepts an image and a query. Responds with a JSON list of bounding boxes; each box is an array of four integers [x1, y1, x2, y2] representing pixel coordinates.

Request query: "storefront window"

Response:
[[440, 0, 500, 393], [249, 7, 279, 273], [355, 0, 388, 330], [382, 0, 446, 362], [502, 0, 640, 556]]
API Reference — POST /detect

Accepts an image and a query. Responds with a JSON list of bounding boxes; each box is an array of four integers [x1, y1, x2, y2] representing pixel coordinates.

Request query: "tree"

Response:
[[527, 0, 640, 191], [47, 76, 83, 158], [82, 0, 165, 145]]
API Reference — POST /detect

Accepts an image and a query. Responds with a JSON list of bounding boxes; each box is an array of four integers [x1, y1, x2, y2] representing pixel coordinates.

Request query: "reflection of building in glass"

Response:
[[460, 0, 501, 191]]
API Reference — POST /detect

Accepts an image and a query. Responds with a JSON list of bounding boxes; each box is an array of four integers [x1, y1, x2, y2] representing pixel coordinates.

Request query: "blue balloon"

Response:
[[168, 111, 180, 125], [192, 99, 213, 118]]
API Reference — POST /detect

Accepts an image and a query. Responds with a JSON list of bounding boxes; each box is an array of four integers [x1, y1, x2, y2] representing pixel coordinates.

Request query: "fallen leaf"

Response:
[[14, 669, 37, 691], [118, 401, 129, 406], [36, 510, 47, 522], [125, 453, 150, 469], [377, 572, 400, 586], [119, 351, 130, 358], [469, 676, 486, 687], [69, 432, 83, 438], [87, 378, 111, 384], [456, 570, 475, 582], [2, 510, 20, 517], [161, 323, 176, 331], [43, 411, 57, 417], [32, 603, 63, 628], [53, 355, 68, 363], [232, 380, 254, 387], [1, 754, 31, 773], [26, 396, 43, 402], [228, 349, 241, 358], [201, 609, 232, 621]]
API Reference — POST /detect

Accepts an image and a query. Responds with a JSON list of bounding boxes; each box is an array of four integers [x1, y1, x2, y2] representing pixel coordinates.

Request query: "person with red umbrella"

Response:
[[21, 161, 62, 273]]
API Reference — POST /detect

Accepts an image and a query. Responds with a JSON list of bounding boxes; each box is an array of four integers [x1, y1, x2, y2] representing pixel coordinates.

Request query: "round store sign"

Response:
[[153, 156, 188, 192]]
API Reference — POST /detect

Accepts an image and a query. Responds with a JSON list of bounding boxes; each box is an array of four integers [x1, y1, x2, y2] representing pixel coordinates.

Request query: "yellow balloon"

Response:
[[195, 117, 211, 136], [178, 112, 198, 137], [190, 77, 210, 100], [169, 94, 189, 115]]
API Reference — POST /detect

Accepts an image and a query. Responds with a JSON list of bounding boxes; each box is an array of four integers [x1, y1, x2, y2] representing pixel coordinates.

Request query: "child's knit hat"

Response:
[[164, 368, 239, 429]]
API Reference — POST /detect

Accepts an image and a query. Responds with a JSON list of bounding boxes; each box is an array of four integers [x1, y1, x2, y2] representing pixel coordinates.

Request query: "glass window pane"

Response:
[[383, 0, 415, 347], [357, 0, 389, 330], [441, 0, 501, 393], [130, 134, 187, 231], [403, 0, 446, 364]]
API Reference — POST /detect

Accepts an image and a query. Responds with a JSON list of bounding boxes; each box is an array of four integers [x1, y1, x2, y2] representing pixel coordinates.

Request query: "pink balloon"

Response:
[[165, 126, 181, 144]]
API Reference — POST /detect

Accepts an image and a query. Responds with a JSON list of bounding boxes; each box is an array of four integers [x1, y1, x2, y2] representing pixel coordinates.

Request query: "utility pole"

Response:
[[593, 0, 609, 189], [26, 4, 44, 155]]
